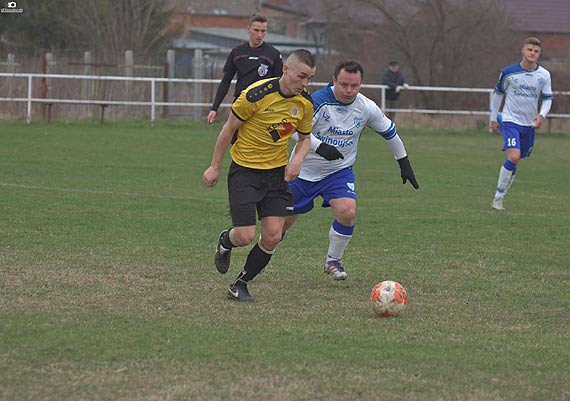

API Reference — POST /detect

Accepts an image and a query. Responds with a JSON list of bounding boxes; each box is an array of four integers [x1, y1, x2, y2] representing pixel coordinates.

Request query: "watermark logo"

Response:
[[1, 1, 24, 13]]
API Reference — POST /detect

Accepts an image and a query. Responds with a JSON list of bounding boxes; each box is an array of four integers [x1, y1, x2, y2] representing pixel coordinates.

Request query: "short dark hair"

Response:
[[288, 49, 315, 68], [333, 60, 364, 79], [524, 37, 541, 47], [249, 13, 268, 25]]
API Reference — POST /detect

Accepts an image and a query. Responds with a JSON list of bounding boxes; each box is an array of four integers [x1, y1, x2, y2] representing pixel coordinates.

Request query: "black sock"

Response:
[[241, 243, 272, 282], [221, 229, 234, 249]]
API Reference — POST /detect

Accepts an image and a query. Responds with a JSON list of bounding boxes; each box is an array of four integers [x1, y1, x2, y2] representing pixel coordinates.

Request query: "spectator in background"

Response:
[[382, 60, 408, 122], [207, 13, 283, 124]]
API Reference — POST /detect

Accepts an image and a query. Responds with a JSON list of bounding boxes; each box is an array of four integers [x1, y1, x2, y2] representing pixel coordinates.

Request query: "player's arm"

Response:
[[313, 134, 343, 160], [208, 56, 237, 124], [300, 101, 343, 160], [285, 132, 311, 182], [489, 92, 504, 134], [534, 98, 552, 129], [372, 109, 419, 189], [386, 133, 419, 190], [291, 132, 343, 160], [202, 113, 242, 187], [490, 70, 507, 133], [535, 76, 554, 128], [272, 54, 284, 78]]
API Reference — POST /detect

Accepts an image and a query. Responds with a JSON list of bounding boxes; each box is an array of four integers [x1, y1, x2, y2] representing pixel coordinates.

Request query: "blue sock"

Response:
[[332, 220, 354, 236], [503, 159, 517, 172]]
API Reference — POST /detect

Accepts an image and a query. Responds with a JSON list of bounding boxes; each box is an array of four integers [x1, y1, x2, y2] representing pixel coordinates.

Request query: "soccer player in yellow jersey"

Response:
[[202, 49, 316, 302]]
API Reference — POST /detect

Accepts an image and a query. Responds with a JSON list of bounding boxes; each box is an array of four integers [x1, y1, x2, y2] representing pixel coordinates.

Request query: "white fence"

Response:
[[1, 72, 569, 126]]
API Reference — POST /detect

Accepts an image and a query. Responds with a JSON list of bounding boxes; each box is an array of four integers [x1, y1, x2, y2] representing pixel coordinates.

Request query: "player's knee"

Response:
[[508, 154, 521, 164], [232, 227, 256, 246], [338, 214, 355, 227], [335, 203, 356, 224], [260, 231, 282, 249]]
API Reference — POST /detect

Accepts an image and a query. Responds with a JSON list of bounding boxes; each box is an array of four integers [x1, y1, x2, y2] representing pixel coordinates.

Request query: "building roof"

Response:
[[166, 0, 261, 15], [174, 27, 320, 53], [506, 0, 570, 33]]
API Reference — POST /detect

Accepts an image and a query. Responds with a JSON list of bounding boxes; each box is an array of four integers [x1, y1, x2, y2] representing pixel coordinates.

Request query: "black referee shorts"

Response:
[[227, 161, 294, 227]]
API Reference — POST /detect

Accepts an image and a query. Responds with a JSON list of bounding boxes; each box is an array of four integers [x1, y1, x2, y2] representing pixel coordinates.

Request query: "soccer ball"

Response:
[[370, 280, 408, 317]]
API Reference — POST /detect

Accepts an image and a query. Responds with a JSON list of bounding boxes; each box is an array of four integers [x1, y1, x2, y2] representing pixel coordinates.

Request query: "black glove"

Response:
[[397, 156, 419, 189], [316, 143, 344, 161]]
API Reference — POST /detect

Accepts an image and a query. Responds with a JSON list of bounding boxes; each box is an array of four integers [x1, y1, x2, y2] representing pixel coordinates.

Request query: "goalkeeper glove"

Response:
[[316, 143, 344, 161], [397, 156, 419, 189]]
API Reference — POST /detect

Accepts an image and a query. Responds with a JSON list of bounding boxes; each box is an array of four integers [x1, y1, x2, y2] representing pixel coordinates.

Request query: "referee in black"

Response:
[[207, 13, 283, 124]]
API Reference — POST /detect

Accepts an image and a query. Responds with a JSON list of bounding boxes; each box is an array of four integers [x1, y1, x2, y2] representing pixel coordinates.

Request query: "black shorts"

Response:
[[227, 161, 294, 227]]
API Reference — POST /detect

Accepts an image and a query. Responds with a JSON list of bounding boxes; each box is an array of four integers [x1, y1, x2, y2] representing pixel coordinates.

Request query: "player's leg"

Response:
[[216, 163, 259, 274], [495, 126, 535, 209], [282, 214, 298, 232], [324, 197, 355, 280], [216, 225, 257, 272], [321, 168, 357, 280], [228, 216, 285, 303], [228, 166, 292, 302], [492, 122, 521, 210], [509, 126, 534, 190], [279, 176, 318, 243], [240, 216, 285, 282]]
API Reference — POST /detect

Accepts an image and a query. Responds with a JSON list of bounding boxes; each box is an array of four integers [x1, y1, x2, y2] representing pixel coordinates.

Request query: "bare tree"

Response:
[[296, 0, 520, 107], [1, 0, 171, 56], [67, 0, 172, 56]]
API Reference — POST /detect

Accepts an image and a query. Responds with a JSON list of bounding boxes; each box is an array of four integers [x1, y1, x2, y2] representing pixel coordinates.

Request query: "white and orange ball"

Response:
[[370, 280, 408, 317]]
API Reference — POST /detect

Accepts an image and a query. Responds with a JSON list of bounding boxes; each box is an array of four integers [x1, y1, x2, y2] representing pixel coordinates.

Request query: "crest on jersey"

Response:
[[353, 117, 363, 128], [258, 63, 269, 77], [323, 110, 331, 121], [290, 106, 299, 117]]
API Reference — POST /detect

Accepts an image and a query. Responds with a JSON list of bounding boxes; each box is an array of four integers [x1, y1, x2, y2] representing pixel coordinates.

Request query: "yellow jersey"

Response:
[[230, 78, 313, 169]]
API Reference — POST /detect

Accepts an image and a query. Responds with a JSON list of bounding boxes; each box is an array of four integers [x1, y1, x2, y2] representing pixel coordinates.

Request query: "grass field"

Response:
[[1, 120, 569, 401]]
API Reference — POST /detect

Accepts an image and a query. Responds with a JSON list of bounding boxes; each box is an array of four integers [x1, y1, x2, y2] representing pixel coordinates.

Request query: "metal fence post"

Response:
[[165, 49, 175, 117], [151, 79, 156, 127], [27, 75, 32, 124], [125, 50, 134, 113], [193, 49, 204, 121]]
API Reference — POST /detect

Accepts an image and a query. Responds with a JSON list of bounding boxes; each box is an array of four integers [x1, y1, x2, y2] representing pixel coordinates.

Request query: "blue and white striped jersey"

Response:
[[292, 83, 404, 182], [493, 63, 553, 126]]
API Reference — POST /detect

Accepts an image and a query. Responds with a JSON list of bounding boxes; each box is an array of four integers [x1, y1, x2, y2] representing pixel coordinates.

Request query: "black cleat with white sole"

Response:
[[215, 229, 232, 274], [227, 280, 255, 302]]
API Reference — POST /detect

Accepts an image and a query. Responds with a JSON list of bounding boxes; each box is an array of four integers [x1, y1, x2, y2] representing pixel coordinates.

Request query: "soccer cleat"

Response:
[[491, 197, 505, 210], [227, 280, 255, 302], [324, 260, 348, 280], [215, 230, 232, 274]]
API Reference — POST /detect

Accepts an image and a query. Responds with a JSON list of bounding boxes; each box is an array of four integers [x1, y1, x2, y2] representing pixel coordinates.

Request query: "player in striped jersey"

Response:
[[285, 60, 419, 280], [489, 37, 553, 210]]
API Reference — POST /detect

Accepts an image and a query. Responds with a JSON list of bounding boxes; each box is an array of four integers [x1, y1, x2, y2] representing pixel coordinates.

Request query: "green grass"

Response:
[[1, 120, 569, 401]]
